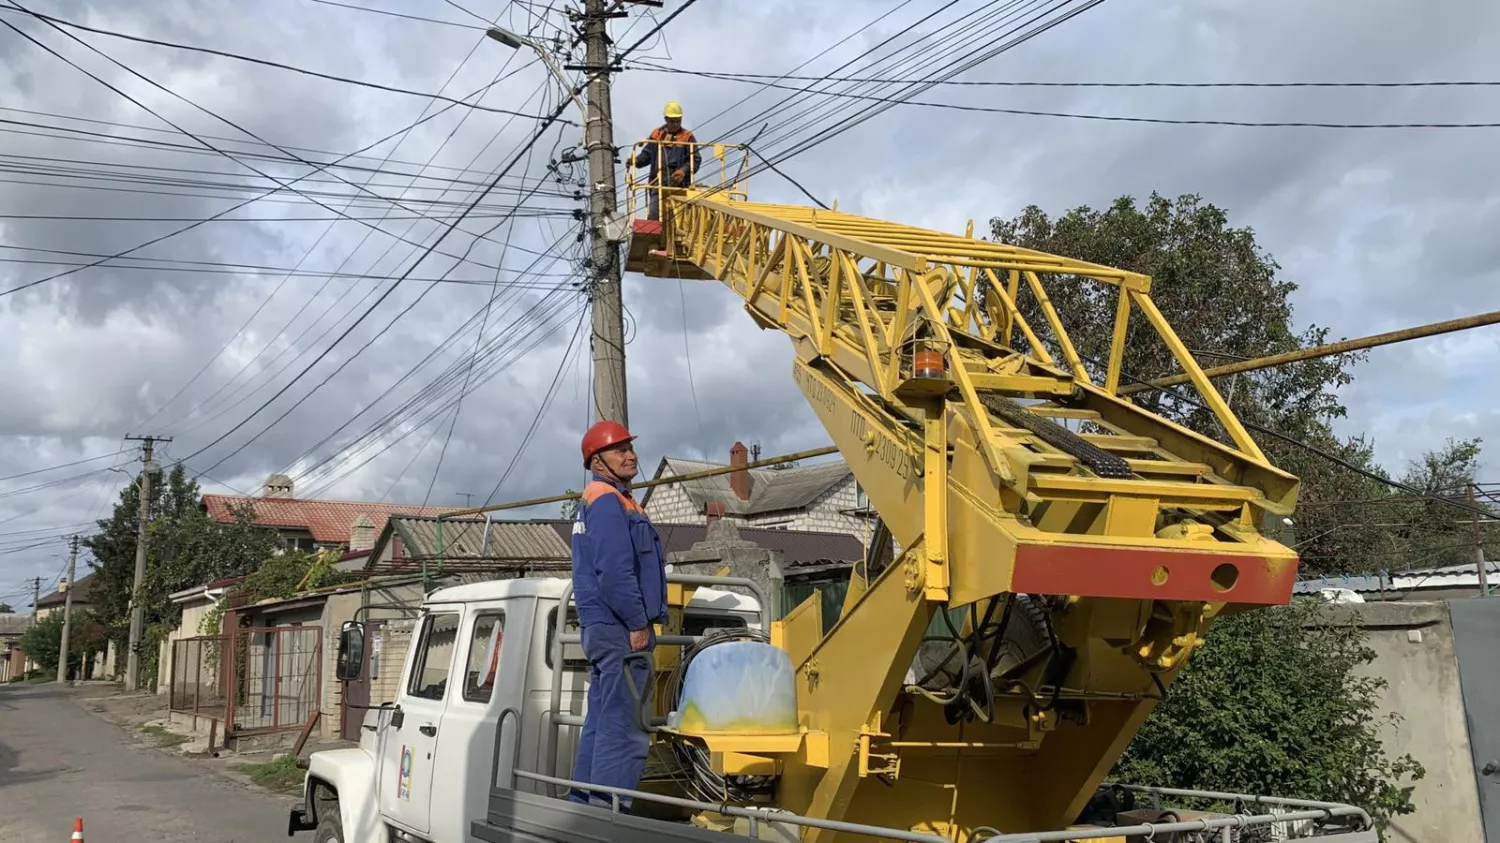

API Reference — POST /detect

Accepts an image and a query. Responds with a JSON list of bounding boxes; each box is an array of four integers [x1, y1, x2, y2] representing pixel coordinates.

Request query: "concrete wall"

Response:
[[1326, 601, 1484, 843], [158, 597, 218, 695]]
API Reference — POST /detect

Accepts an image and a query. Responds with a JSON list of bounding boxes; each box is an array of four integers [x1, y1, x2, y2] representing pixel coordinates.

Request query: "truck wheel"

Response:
[[313, 812, 344, 843]]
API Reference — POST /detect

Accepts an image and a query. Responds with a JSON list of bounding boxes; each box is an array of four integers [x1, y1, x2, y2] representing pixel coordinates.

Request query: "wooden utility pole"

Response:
[[582, 0, 628, 427], [1469, 483, 1489, 596], [56, 535, 78, 684], [124, 434, 169, 692]]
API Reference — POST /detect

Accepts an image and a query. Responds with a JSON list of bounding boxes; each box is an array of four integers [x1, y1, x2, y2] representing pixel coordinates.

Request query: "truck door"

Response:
[[377, 609, 459, 836], [427, 607, 512, 842]]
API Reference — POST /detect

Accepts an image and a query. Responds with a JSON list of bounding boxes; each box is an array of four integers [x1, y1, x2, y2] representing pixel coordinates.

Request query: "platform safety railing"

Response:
[[624, 140, 750, 221]]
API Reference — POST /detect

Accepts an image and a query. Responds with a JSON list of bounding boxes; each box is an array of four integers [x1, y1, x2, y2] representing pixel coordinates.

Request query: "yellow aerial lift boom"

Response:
[[623, 143, 1305, 841]]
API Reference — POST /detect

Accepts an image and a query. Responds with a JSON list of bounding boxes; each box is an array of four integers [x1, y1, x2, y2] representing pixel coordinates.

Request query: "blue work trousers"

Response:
[[568, 622, 653, 809]]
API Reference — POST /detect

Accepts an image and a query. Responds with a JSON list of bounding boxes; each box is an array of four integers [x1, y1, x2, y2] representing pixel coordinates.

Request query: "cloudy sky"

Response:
[[1, 0, 1497, 602]]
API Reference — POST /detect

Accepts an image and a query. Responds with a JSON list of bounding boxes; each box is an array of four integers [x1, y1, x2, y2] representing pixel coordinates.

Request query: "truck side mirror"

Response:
[[336, 620, 365, 681]]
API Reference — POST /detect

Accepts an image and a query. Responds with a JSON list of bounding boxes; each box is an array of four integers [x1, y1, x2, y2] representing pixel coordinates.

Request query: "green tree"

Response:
[[561, 491, 579, 519], [84, 462, 281, 685], [1114, 600, 1424, 834], [0, 601, 12, 613], [15, 613, 96, 678], [988, 193, 1393, 575]]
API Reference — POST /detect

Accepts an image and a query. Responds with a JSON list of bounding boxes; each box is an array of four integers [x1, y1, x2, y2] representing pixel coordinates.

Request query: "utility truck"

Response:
[[291, 144, 1381, 842]]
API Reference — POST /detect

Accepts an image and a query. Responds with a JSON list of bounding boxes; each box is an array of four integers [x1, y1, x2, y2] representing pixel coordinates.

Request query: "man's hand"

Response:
[[629, 627, 651, 652]]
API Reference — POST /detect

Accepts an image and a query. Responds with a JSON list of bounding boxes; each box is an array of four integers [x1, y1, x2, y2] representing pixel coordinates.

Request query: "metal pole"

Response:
[[584, 0, 627, 427], [1121, 307, 1500, 395], [124, 434, 169, 692], [1470, 483, 1489, 596], [56, 535, 78, 684]]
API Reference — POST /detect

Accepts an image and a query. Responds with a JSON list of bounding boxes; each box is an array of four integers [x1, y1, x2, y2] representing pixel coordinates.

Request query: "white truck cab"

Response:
[[287, 575, 763, 843]]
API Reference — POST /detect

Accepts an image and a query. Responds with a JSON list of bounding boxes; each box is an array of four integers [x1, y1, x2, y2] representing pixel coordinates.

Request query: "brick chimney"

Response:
[[348, 515, 376, 552], [704, 501, 726, 529], [729, 442, 752, 501]]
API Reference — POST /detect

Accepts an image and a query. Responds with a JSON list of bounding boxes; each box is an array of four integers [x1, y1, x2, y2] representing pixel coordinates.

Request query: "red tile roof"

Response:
[[200, 495, 450, 545]]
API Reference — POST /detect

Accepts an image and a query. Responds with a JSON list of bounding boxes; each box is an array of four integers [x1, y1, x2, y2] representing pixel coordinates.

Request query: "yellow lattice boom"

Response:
[[625, 144, 1303, 842]]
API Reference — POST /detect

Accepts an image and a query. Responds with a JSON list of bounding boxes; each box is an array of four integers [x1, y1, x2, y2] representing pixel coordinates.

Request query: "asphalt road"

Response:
[[0, 683, 294, 842]]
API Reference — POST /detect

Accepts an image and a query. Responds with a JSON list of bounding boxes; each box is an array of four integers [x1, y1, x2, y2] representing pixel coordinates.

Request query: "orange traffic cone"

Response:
[[71, 818, 84, 842]]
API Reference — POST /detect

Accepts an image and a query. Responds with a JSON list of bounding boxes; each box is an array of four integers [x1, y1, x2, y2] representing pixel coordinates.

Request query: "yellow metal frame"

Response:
[[627, 179, 1304, 840]]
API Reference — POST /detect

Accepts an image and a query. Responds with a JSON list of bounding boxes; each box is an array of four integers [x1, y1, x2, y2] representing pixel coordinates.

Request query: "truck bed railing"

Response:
[[488, 707, 1375, 843]]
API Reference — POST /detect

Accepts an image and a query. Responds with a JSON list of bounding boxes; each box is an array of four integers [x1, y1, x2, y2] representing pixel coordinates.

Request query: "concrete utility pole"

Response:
[[582, 0, 628, 427], [27, 575, 39, 674], [56, 535, 78, 684], [124, 434, 169, 692], [1469, 483, 1489, 597]]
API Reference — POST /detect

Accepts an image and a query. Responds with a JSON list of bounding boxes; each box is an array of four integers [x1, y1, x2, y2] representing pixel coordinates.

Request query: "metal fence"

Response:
[[168, 635, 229, 724], [229, 625, 323, 736]]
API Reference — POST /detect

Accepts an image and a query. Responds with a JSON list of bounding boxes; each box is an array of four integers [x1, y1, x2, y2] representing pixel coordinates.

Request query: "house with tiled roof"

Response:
[[200, 473, 451, 555], [640, 441, 877, 541]]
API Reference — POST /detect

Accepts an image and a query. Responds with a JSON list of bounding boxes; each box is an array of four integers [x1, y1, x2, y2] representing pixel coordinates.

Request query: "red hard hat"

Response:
[[581, 420, 636, 467]]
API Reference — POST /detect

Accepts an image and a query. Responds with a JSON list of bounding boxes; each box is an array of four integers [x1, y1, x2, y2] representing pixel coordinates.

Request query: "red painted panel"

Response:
[[1010, 544, 1296, 605], [633, 219, 664, 236]]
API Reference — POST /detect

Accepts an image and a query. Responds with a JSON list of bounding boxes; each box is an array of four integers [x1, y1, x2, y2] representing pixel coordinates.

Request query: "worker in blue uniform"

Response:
[[567, 419, 668, 810]]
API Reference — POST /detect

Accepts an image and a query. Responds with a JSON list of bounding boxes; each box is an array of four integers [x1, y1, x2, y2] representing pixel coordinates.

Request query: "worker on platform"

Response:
[[635, 100, 702, 221], [567, 420, 669, 811]]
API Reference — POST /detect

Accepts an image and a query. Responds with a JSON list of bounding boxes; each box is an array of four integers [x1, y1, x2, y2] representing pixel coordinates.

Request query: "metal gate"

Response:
[[228, 625, 323, 736], [1450, 598, 1500, 841]]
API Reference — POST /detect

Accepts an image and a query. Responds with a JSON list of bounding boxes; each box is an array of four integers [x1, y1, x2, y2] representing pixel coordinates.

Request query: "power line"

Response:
[[0, 210, 574, 222], [0, 5, 568, 123], [0, 105, 549, 183], [1, 7, 567, 299], [302, 0, 486, 30], [155, 60, 564, 436], [671, 68, 1500, 129], [184, 100, 580, 472], [634, 63, 1500, 89], [0, 250, 577, 283], [0, 449, 132, 484], [0, 74, 531, 297]]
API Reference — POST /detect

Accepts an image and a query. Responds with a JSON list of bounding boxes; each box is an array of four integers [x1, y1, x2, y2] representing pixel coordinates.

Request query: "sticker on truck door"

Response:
[[397, 745, 413, 800]]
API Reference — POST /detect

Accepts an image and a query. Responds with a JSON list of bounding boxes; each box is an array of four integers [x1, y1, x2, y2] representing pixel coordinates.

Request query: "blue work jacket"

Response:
[[570, 474, 668, 631]]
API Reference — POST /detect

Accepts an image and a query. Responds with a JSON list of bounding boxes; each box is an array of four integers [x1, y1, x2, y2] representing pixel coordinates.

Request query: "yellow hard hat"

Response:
[[663, 100, 684, 119]]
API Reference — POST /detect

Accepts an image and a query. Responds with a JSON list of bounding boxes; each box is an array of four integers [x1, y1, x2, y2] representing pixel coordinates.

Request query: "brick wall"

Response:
[[321, 584, 423, 740], [644, 482, 702, 523]]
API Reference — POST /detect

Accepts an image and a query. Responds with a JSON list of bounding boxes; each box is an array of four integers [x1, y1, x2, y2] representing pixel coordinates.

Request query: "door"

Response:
[[341, 620, 385, 741], [1451, 598, 1500, 841], [429, 607, 511, 843], [378, 610, 459, 835]]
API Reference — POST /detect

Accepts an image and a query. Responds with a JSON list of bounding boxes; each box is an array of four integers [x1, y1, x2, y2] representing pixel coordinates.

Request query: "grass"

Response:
[[138, 723, 190, 748], [234, 754, 304, 794]]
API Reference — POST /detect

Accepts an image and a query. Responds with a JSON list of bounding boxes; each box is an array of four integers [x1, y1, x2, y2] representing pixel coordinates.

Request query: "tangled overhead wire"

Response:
[[662, 625, 779, 805]]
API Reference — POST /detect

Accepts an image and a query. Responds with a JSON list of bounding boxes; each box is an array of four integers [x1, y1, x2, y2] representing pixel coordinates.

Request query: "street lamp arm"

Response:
[[486, 27, 587, 121]]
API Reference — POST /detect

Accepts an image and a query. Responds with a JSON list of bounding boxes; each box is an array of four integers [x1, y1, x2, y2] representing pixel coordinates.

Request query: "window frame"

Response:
[[405, 610, 461, 702], [461, 610, 507, 704]]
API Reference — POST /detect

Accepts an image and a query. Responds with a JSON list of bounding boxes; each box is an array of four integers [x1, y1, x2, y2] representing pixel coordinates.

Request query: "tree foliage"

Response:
[[1114, 601, 1424, 833], [16, 612, 104, 678], [986, 192, 1466, 576], [84, 462, 282, 684], [0, 602, 12, 613]]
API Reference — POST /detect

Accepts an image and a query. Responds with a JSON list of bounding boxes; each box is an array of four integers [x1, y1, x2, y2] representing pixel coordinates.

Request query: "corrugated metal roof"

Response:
[[0, 613, 31, 635], [202, 494, 449, 544], [1292, 573, 1391, 594], [370, 516, 572, 575], [646, 457, 851, 516], [541, 520, 864, 566]]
